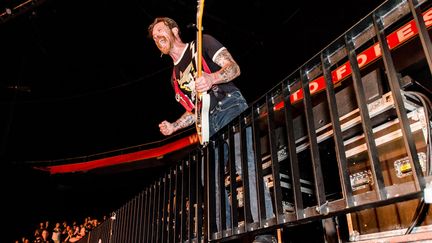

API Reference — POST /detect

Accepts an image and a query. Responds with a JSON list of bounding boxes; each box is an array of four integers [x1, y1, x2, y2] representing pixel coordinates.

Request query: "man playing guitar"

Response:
[[148, 17, 276, 243], [148, 17, 246, 140]]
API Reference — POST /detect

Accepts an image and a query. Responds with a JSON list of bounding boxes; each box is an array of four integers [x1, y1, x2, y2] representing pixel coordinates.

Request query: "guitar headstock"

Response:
[[196, 0, 205, 33]]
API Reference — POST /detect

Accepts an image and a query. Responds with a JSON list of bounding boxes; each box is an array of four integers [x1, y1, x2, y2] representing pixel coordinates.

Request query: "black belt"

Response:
[[210, 85, 227, 102]]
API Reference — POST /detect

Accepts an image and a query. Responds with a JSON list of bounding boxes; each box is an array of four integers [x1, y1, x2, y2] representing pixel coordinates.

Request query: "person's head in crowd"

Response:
[[41, 229, 50, 240]]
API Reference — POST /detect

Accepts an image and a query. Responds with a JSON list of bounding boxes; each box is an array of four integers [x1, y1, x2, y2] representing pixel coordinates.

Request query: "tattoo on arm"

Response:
[[173, 112, 195, 130], [213, 49, 240, 83]]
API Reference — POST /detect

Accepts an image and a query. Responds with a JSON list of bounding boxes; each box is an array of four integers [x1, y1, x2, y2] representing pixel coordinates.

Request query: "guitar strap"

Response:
[[172, 57, 212, 112]]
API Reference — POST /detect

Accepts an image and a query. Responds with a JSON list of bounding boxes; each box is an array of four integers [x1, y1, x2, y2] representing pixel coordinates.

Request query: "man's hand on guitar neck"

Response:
[[158, 112, 196, 136]]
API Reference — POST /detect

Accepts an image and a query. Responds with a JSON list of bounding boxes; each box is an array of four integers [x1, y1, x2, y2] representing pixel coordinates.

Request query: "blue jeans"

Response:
[[210, 91, 273, 230]]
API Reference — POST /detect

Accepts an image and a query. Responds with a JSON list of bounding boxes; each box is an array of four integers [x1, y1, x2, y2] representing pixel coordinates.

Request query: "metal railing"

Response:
[[79, 0, 432, 242]]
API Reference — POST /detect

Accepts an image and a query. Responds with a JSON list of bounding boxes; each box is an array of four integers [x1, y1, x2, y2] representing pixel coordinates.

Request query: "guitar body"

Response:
[[195, 91, 210, 145], [195, 0, 210, 146]]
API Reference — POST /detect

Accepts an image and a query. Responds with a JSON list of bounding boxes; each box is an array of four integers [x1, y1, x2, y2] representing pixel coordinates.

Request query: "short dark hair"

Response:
[[147, 17, 180, 38]]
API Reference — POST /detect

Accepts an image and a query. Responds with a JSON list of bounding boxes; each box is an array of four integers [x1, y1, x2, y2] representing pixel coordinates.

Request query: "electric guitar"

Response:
[[195, 0, 210, 146]]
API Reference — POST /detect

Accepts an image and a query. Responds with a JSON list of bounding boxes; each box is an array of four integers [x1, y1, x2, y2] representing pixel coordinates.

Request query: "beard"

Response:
[[156, 35, 172, 55]]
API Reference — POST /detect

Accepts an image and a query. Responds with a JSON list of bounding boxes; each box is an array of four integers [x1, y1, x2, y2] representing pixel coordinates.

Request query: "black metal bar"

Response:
[[150, 183, 158, 243], [160, 174, 168, 243], [110, 210, 118, 243], [111, 209, 119, 243], [110, 211, 115, 243], [266, 93, 284, 222], [206, 141, 217, 239], [409, 0, 432, 74], [129, 200, 135, 242], [122, 205, 128, 243], [132, 198, 137, 242], [128, 198, 133, 243], [119, 204, 126, 243], [123, 201, 129, 243], [373, 10, 426, 190], [281, 81, 305, 220], [196, 149, 204, 242], [149, 185, 156, 243], [118, 200, 125, 243], [167, 173, 173, 243], [105, 218, 110, 243], [217, 136, 227, 234], [155, 178, 163, 243], [96, 220, 102, 243], [187, 158, 194, 242], [344, 34, 387, 200], [228, 126, 239, 231], [173, 163, 182, 242], [138, 191, 145, 243], [320, 53, 354, 207], [239, 113, 253, 228], [128, 198, 134, 242], [130, 197, 137, 243], [110, 215, 114, 242], [202, 144, 216, 242], [133, 194, 140, 243], [180, 160, 187, 242], [104, 219, 110, 243], [151, 185, 157, 243], [145, 186, 153, 243], [125, 200, 131, 243], [142, 190, 148, 243], [134, 195, 140, 242], [167, 168, 174, 243], [251, 103, 267, 226], [300, 69, 327, 210]]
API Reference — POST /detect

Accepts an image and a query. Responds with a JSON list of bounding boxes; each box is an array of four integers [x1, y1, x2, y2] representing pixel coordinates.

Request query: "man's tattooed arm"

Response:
[[172, 111, 196, 131], [211, 48, 241, 84]]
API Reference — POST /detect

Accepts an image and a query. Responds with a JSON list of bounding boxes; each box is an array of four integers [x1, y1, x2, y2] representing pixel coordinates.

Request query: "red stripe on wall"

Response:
[[38, 134, 199, 174]]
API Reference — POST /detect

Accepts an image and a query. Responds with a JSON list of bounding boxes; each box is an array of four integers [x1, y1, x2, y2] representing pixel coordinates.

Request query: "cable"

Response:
[[402, 90, 431, 235], [405, 198, 430, 234]]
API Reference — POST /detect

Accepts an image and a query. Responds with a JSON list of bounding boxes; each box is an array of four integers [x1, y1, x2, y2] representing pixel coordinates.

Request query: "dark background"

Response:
[[0, 0, 384, 241]]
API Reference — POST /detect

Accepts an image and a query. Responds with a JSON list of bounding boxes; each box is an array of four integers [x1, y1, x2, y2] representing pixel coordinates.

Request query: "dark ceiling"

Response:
[[0, 0, 385, 241]]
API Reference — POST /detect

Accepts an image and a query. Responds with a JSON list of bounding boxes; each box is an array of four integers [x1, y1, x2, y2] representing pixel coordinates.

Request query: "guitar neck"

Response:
[[196, 0, 204, 79]]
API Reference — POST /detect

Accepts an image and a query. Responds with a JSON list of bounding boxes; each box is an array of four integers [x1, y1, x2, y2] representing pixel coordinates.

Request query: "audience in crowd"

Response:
[[15, 216, 102, 243]]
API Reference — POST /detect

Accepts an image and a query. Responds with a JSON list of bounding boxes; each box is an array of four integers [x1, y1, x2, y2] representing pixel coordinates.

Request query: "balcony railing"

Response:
[[79, 0, 432, 242]]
